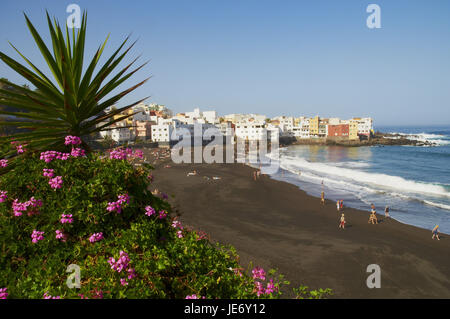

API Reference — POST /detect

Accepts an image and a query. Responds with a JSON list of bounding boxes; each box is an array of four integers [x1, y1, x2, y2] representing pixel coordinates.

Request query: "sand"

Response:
[[142, 148, 450, 299]]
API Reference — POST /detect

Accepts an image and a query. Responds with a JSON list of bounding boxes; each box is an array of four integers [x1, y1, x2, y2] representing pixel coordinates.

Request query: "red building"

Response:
[[328, 124, 349, 137]]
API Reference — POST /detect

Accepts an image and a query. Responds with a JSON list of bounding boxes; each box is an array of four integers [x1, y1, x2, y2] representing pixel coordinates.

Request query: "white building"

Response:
[[235, 120, 267, 140], [354, 118, 373, 136], [111, 125, 132, 143]]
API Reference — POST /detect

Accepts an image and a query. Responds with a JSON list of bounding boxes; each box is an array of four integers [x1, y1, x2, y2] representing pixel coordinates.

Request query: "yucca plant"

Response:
[[0, 11, 149, 159]]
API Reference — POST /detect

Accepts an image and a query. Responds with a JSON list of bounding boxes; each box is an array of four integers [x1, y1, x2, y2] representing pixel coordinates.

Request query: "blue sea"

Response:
[[267, 126, 450, 234]]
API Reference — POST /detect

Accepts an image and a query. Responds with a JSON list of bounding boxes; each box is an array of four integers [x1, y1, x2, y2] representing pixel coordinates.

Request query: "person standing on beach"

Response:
[[340, 200, 344, 210], [339, 213, 346, 229], [369, 209, 378, 224], [321, 191, 325, 206], [253, 171, 257, 181], [336, 200, 340, 212], [385, 206, 390, 218], [432, 225, 440, 240]]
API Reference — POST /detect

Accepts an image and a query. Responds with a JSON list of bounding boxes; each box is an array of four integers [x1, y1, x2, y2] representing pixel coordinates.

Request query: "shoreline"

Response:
[[144, 148, 450, 298]]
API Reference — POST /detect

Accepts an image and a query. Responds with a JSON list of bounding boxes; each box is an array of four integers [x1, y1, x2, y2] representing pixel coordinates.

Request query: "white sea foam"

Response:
[[276, 155, 450, 198], [388, 132, 450, 146]]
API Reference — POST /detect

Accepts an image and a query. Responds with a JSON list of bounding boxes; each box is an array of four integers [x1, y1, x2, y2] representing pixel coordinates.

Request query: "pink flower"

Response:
[[31, 230, 44, 243], [70, 148, 85, 157], [185, 294, 206, 299], [12, 199, 27, 216], [117, 193, 130, 205], [133, 149, 144, 159], [0, 159, 7, 168], [60, 214, 73, 224], [16, 144, 26, 154], [254, 281, 264, 297], [92, 288, 103, 299], [42, 168, 54, 178], [108, 251, 130, 273], [43, 292, 60, 299], [264, 279, 278, 295], [40, 151, 71, 163], [0, 288, 7, 299], [120, 278, 128, 286], [252, 266, 266, 281], [145, 205, 155, 217], [176, 230, 183, 238], [49, 176, 63, 189], [171, 220, 183, 229], [106, 194, 130, 214], [89, 232, 103, 243], [27, 196, 43, 208], [0, 191, 7, 203], [65, 135, 82, 146], [158, 210, 167, 219], [127, 268, 136, 280], [55, 230, 67, 242]]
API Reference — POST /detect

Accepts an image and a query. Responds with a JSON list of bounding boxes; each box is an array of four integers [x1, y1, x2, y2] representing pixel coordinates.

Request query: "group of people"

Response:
[[323, 193, 441, 239]]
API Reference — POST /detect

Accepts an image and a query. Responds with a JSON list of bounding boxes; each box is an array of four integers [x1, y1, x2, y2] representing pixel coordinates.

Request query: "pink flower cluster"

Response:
[[42, 168, 54, 178], [252, 266, 266, 281], [0, 159, 7, 168], [31, 230, 44, 243], [55, 230, 67, 242], [108, 251, 130, 273], [60, 214, 73, 224], [144, 205, 155, 217], [134, 149, 144, 159], [109, 148, 144, 160], [49, 176, 63, 189], [64, 135, 82, 146], [0, 191, 7, 203], [43, 292, 61, 299], [89, 232, 104, 243], [107, 193, 130, 214], [108, 251, 136, 286], [185, 294, 206, 299], [12, 197, 43, 217], [40, 151, 70, 163], [0, 288, 7, 299], [172, 220, 184, 238], [70, 148, 85, 158], [252, 267, 278, 297], [171, 220, 183, 229], [91, 288, 103, 299]]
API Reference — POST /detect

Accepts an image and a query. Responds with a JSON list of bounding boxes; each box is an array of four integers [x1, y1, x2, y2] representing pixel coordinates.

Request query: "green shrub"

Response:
[[0, 143, 291, 299]]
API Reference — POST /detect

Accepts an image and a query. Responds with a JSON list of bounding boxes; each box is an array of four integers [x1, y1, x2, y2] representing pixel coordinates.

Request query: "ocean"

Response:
[[266, 126, 450, 234]]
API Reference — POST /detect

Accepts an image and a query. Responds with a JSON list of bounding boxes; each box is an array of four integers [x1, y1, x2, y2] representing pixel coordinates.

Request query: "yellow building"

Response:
[[309, 116, 320, 136], [113, 109, 134, 131], [349, 119, 359, 140]]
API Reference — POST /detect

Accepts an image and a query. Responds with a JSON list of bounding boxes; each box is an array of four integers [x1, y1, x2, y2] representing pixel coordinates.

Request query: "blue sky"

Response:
[[1, 0, 449, 126]]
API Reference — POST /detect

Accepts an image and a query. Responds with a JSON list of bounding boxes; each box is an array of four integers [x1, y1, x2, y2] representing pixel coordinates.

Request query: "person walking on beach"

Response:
[[253, 171, 257, 181], [432, 225, 440, 240], [340, 200, 344, 211], [336, 200, 340, 212], [321, 191, 325, 206], [339, 213, 346, 229], [385, 205, 390, 218]]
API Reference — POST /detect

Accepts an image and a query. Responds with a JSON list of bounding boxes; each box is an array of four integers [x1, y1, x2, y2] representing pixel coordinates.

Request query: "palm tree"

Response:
[[0, 11, 149, 157]]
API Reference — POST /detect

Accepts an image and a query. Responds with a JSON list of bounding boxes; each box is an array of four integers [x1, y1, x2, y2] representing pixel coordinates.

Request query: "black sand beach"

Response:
[[144, 148, 450, 298]]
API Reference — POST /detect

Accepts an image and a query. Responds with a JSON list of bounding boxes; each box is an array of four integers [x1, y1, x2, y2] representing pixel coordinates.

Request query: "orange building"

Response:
[[328, 124, 349, 138]]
